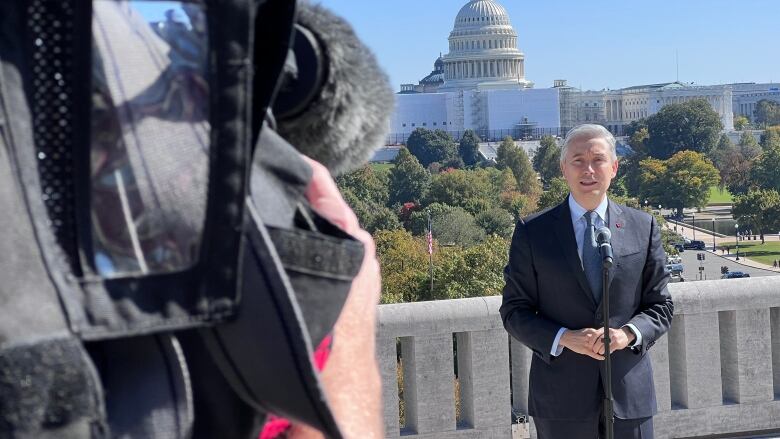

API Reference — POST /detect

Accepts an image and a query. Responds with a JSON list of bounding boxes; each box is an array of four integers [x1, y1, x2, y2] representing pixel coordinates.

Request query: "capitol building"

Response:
[[389, 0, 780, 143]]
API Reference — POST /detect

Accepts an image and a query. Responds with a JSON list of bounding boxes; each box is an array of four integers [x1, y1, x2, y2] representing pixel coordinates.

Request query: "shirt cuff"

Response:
[[624, 324, 642, 347], [551, 327, 567, 356]]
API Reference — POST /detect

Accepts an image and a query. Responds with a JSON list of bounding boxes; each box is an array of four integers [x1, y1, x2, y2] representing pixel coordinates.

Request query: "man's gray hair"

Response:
[[560, 124, 617, 164]]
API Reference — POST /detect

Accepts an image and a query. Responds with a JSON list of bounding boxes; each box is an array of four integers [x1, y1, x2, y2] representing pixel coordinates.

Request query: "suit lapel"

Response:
[[553, 200, 597, 307], [607, 200, 626, 290]]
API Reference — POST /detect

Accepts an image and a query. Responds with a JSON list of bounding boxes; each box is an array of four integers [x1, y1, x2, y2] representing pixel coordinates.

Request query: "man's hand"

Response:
[[560, 328, 605, 360], [289, 156, 383, 439], [592, 327, 636, 356]]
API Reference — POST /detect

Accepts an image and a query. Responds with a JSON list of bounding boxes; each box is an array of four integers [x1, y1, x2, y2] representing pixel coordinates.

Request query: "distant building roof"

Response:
[[370, 147, 401, 162], [619, 81, 685, 92]]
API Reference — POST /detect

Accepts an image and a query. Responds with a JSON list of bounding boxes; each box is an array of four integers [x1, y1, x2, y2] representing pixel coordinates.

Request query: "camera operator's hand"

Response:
[[289, 156, 383, 439]]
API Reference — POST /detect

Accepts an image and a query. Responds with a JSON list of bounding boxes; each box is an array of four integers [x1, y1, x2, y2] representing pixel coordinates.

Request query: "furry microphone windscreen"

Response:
[[276, 2, 395, 175]]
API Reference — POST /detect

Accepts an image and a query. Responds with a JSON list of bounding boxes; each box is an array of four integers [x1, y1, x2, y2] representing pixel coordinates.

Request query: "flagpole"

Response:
[[428, 211, 433, 294]]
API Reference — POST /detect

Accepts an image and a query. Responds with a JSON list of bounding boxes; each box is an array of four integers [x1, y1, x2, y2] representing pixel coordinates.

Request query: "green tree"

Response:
[[717, 132, 761, 195], [760, 126, 780, 151], [431, 235, 510, 300], [644, 99, 723, 159], [458, 130, 482, 167], [432, 207, 485, 247], [616, 152, 645, 198], [341, 189, 402, 234], [536, 177, 570, 211], [739, 131, 760, 152], [733, 115, 750, 131], [627, 125, 650, 155], [732, 189, 780, 243], [335, 165, 389, 206], [710, 133, 734, 174], [424, 167, 518, 216], [475, 207, 515, 239], [374, 229, 429, 303], [408, 202, 454, 236], [751, 142, 780, 191], [639, 150, 720, 217], [425, 169, 493, 215], [755, 99, 780, 127], [532, 135, 562, 186], [388, 147, 430, 205], [722, 148, 756, 196], [405, 128, 459, 168], [496, 136, 541, 195]]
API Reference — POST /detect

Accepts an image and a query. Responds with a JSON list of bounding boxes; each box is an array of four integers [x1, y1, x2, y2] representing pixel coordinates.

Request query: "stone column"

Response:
[[650, 334, 672, 411], [378, 337, 401, 437], [719, 309, 773, 403], [668, 313, 723, 409], [456, 329, 511, 434], [401, 334, 456, 434]]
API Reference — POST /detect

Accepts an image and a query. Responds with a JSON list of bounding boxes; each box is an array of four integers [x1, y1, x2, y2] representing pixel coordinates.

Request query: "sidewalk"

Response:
[[664, 220, 780, 273]]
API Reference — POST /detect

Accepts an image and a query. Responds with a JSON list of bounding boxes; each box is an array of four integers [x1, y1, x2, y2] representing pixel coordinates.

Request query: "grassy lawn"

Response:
[[371, 163, 394, 173], [708, 186, 733, 205], [720, 241, 780, 266]]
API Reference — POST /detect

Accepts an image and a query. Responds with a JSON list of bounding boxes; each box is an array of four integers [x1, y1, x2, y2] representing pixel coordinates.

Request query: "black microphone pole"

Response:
[[597, 228, 614, 439]]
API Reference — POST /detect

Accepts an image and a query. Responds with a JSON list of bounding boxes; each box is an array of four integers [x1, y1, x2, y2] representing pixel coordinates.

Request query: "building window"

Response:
[[422, 123, 427, 126], [433, 122, 437, 126], [402, 123, 406, 127], [411, 123, 415, 127], [443, 121, 447, 125]]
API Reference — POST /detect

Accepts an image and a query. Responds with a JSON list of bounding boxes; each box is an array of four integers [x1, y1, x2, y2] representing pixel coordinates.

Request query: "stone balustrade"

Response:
[[377, 276, 780, 438]]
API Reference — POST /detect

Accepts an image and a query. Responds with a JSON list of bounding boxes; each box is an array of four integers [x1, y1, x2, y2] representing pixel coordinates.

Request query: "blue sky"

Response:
[[317, 0, 780, 92]]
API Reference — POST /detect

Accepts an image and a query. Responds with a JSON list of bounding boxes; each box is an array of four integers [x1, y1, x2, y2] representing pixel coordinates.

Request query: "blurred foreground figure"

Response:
[[0, 0, 392, 437]]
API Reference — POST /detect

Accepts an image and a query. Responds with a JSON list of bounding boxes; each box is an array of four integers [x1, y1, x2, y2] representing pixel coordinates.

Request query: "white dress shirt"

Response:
[[550, 195, 642, 356]]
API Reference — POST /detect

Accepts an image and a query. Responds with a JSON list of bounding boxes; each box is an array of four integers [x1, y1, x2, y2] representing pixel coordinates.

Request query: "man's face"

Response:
[[560, 136, 618, 209]]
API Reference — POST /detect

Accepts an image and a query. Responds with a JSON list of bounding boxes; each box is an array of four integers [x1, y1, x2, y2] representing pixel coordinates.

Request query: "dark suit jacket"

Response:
[[500, 198, 673, 421]]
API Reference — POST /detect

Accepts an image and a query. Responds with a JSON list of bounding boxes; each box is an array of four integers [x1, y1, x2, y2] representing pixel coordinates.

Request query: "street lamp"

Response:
[[712, 218, 716, 251], [692, 211, 696, 241], [735, 223, 740, 261]]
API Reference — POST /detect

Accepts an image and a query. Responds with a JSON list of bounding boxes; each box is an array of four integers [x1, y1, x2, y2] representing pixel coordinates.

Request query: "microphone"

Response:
[[596, 227, 614, 269], [273, 2, 395, 175]]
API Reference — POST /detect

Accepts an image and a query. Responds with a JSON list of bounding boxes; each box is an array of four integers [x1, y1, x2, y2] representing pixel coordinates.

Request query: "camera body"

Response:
[[0, 0, 390, 437]]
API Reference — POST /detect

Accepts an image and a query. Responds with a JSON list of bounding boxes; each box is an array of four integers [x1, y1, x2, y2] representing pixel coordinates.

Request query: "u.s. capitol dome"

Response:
[[440, 0, 532, 90]]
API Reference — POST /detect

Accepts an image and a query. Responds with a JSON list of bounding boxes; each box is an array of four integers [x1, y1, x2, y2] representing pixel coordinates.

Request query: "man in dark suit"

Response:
[[500, 124, 673, 438]]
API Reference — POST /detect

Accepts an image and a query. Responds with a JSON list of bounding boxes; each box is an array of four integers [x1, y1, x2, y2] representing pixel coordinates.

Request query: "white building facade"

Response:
[[389, 0, 737, 143], [731, 83, 780, 120]]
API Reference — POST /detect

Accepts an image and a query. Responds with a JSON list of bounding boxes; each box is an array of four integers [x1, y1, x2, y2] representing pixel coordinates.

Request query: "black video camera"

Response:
[[0, 0, 392, 437]]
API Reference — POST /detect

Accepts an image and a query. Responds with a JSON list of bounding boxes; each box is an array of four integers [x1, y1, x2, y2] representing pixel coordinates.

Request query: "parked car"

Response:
[[721, 271, 751, 279], [667, 255, 682, 264], [673, 243, 685, 252], [683, 240, 706, 250], [669, 273, 685, 283], [666, 263, 684, 274]]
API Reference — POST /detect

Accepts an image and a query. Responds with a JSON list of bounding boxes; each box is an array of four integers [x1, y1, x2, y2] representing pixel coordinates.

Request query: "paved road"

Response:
[[675, 247, 778, 282]]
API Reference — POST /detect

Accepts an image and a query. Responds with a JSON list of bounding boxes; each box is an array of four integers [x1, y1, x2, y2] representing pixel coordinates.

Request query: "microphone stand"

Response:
[[601, 252, 614, 439]]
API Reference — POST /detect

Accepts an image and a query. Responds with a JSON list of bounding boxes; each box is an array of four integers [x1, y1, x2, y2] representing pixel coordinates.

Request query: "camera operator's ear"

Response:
[[272, 2, 395, 175]]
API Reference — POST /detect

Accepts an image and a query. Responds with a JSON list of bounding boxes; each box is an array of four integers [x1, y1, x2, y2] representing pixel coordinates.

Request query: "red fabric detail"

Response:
[[259, 416, 292, 439], [258, 334, 334, 439]]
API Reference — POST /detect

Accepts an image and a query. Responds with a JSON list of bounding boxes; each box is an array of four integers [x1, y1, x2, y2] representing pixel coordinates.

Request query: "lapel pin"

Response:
[[615, 223, 622, 228]]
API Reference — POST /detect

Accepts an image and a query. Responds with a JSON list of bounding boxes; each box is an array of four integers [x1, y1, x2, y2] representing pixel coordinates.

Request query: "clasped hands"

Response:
[[560, 327, 636, 360]]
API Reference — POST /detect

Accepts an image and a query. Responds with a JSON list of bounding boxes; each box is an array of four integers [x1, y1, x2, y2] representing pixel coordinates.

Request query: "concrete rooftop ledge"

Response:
[[377, 276, 780, 439]]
